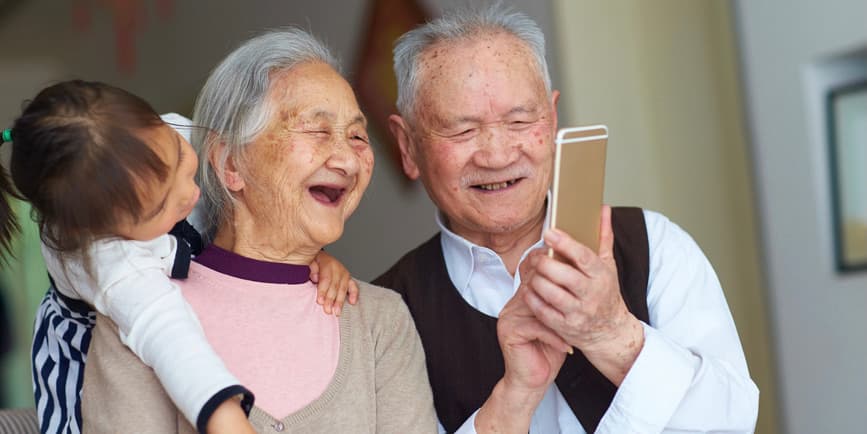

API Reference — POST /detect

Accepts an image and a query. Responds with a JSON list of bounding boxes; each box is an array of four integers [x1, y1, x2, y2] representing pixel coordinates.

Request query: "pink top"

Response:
[[179, 246, 340, 418]]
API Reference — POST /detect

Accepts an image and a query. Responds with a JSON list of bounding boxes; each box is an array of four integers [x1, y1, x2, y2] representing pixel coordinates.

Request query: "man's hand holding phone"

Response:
[[521, 126, 645, 384]]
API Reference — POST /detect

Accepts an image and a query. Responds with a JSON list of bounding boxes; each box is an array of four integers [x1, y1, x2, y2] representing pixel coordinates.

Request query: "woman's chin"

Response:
[[309, 225, 344, 248]]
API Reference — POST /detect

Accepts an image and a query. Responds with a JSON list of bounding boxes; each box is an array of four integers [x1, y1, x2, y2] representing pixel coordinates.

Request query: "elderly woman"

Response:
[[79, 29, 436, 433]]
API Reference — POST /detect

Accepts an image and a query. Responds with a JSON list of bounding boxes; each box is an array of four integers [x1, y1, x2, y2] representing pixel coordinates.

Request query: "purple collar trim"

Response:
[[194, 244, 311, 284]]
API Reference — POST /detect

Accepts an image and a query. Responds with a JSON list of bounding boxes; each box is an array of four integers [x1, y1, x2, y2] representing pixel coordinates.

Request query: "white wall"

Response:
[[734, 1, 867, 433], [553, 1, 778, 432]]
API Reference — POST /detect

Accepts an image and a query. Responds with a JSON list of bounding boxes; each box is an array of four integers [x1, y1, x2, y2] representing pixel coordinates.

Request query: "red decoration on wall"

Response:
[[72, 0, 172, 74], [354, 0, 428, 184]]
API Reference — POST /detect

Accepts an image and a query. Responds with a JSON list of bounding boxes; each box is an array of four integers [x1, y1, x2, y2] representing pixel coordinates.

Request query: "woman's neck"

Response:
[[212, 215, 320, 265]]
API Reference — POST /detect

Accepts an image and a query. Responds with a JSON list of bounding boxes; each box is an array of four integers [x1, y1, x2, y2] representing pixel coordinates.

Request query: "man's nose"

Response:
[[472, 127, 521, 168]]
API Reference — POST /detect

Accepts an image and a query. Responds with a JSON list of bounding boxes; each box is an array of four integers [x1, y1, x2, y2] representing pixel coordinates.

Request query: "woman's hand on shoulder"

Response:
[[311, 250, 359, 316]]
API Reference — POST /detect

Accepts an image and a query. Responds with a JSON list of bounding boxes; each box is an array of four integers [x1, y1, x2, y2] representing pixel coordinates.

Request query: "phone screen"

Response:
[[549, 125, 608, 256]]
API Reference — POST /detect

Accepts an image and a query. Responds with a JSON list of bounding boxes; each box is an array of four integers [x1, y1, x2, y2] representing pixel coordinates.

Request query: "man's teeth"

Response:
[[477, 180, 516, 191]]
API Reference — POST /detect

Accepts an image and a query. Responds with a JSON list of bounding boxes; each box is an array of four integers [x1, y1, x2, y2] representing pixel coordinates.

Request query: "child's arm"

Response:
[[310, 250, 359, 316], [208, 398, 257, 434], [42, 236, 253, 434]]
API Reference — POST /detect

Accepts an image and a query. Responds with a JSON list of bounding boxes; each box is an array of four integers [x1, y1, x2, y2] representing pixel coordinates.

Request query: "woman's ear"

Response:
[[209, 142, 245, 192], [388, 114, 420, 180]]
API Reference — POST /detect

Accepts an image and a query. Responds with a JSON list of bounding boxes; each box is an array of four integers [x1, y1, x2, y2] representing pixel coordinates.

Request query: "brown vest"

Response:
[[373, 207, 650, 433]]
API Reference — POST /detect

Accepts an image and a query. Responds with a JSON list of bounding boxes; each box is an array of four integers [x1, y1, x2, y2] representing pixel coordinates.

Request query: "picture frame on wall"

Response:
[[827, 80, 867, 272]]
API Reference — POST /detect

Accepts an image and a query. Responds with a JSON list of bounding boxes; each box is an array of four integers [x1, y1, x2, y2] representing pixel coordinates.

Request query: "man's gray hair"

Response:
[[192, 27, 339, 240], [393, 4, 552, 120]]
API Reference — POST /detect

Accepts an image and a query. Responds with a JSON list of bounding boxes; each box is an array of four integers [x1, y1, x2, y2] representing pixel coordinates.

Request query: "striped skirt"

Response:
[[31, 286, 95, 434]]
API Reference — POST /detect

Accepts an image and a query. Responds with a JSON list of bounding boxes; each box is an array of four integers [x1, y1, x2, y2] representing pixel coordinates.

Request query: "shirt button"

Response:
[[272, 421, 285, 432]]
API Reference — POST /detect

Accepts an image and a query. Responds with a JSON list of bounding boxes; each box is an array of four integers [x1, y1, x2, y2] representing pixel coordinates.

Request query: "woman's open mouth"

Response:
[[309, 185, 346, 205], [471, 178, 523, 192]]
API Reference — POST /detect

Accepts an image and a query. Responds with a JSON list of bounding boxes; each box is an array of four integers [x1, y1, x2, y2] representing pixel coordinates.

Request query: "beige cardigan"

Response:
[[81, 280, 437, 433]]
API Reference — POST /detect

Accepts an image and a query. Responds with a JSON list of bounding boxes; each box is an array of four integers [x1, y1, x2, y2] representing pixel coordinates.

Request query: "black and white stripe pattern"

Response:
[[31, 286, 95, 434], [29, 225, 198, 434]]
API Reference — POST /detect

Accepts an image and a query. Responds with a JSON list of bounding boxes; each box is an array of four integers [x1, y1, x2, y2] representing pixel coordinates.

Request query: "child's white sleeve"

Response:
[[42, 236, 252, 433]]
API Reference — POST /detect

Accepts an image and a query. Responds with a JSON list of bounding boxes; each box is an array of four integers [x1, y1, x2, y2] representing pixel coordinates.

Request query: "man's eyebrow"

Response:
[[446, 106, 540, 125], [506, 105, 538, 116], [453, 115, 483, 124]]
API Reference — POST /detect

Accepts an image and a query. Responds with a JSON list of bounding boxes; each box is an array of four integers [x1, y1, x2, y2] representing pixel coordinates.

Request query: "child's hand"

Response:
[[310, 250, 359, 316], [206, 396, 256, 434]]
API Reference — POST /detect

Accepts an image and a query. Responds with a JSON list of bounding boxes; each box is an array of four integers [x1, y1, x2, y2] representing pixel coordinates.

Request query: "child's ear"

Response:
[[209, 142, 245, 192]]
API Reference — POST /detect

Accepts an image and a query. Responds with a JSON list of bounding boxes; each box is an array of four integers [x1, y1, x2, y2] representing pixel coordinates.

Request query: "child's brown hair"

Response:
[[0, 80, 171, 258]]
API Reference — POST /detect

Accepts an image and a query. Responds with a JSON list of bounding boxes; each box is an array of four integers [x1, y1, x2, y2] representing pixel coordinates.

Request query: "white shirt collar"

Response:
[[436, 192, 552, 317]]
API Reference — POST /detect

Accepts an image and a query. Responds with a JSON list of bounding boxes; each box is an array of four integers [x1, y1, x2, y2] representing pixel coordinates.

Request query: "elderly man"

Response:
[[374, 5, 759, 434]]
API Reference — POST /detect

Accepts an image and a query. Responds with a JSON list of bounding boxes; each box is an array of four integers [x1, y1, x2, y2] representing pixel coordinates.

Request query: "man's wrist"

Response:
[[475, 379, 546, 434], [581, 315, 645, 386]]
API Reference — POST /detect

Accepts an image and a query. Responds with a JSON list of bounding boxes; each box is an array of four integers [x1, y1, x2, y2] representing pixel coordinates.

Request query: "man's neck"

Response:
[[448, 209, 546, 276]]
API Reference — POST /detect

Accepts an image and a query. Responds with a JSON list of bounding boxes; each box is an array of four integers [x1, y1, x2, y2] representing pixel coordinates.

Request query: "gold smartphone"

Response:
[[548, 125, 608, 257]]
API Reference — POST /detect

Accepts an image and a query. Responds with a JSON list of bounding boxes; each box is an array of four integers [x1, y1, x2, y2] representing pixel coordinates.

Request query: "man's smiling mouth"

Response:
[[472, 178, 522, 191]]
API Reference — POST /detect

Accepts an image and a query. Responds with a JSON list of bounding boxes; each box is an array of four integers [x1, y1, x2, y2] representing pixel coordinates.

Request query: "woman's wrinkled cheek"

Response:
[[247, 141, 296, 219], [361, 149, 374, 176]]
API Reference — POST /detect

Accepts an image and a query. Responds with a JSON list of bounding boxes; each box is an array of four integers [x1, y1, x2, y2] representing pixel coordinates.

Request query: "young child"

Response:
[[0, 80, 358, 434]]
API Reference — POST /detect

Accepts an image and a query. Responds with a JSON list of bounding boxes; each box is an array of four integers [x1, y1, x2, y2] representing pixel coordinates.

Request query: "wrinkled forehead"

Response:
[[264, 61, 363, 123], [412, 34, 549, 123], [420, 32, 543, 78]]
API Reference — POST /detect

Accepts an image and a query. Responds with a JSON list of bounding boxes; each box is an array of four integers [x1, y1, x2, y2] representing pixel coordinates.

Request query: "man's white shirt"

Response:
[[435, 207, 759, 434]]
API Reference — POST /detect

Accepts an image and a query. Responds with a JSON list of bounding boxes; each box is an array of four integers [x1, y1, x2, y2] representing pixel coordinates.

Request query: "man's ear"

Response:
[[551, 89, 561, 133], [388, 114, 420, 180], [209, 142, 245, 192]]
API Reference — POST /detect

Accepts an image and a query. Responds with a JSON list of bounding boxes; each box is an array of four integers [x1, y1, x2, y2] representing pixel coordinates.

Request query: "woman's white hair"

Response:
[[393, 3, 552, 122], [192, 27, 339, 240]]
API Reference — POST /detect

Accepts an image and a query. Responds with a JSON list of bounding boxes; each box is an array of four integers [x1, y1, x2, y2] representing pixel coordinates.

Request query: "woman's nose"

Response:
[[325, 137, 361, 175]]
